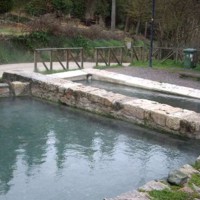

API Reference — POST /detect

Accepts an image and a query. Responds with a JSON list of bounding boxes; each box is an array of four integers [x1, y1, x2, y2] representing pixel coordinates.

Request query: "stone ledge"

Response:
[[2, 71, 200, 139], [0, 83, 9, 97], [83, 69, 200, 100]]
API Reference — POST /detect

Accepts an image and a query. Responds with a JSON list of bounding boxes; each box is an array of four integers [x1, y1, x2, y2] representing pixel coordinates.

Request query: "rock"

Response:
[[179, 164, 199, 177], [139, 180, 170, 192], [11, 81, 30, 96], [0, 83, 10, 97], [104, 191, 150, 200], [179, 186, 194, 194], [167, 170, 188, 186]]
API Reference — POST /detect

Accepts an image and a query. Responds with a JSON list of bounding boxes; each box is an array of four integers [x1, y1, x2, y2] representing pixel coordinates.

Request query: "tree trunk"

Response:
[[124, 15, 130, 33], [135, 19, 141, 35], [111, 0, 116, 31]]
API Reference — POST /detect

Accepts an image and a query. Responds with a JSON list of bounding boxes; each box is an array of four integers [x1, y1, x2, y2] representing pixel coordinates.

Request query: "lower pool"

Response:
[[0, 98, 200, 200], [76, 80, 200, 113]]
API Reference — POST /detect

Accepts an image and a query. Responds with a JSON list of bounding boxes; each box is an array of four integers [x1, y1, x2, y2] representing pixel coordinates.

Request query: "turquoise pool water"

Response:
[[0, 97, 200, 200]]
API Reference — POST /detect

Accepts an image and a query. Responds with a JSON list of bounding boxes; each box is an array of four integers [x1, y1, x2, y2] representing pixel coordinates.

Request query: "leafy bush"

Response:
[[25, 0, 48, 16], [52, 0, 73, 15], [71, 0, 85, 18], [12, 31, 49, 50]]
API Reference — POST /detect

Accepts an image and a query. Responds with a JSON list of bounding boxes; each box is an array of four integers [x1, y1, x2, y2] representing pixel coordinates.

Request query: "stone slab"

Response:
[[83, 69, 200, 100]]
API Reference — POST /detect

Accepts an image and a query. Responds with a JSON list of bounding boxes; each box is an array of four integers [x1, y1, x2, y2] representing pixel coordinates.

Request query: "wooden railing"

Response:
[[95, 46, 125, 66], [131, 46, 200, 64], [34, 47, 84, 72]]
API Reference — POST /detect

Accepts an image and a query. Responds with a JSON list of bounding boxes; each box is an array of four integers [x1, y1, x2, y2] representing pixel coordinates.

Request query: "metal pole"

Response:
[[149, 0, 155, 67]]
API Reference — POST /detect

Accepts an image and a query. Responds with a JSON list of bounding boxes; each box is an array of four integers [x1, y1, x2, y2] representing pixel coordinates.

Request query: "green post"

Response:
[[183, 48, 197, 68]]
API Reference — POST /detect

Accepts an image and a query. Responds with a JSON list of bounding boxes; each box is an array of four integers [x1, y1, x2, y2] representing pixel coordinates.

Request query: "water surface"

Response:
[[0, 97, 200, 200], [77, 80, 200, 113]]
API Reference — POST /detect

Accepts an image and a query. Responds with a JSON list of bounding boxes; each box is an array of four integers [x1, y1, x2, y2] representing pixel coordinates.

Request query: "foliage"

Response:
[[71, 0, 85, 18], [192, 162, 200, 171], [52, 0, 72, 14], [149, 189, 192, 200], [25, 0, 47, 16], [95, 0, 109, 18], [0, 40, 33, 64], [12, 31, 49, 50], [0, 0, 13, 14]]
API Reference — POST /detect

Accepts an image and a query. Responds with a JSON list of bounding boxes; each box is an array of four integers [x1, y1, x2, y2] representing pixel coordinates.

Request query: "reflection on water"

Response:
[[76, 80, 200, 113], [0, 97, 200, 200]]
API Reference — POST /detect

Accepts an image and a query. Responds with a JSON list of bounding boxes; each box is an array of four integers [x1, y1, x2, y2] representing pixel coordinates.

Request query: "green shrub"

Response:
[[25, 0, 47, 16], [12, 31, 49, 50], [52, 0, 73, 15], [72, 0, 85, 18]]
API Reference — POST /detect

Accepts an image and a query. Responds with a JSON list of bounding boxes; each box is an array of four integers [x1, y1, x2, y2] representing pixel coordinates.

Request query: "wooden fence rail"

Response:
[[95, 46, 125, 66], [34, 47, 84, 72], [131, 46, 200, 64]]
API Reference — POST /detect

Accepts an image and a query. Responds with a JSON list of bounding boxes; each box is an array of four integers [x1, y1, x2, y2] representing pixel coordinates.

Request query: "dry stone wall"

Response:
[[2, 71, 200, 139], [0, 83, 10, 97]]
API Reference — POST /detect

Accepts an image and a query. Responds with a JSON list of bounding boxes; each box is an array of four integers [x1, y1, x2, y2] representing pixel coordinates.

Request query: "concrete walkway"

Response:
[[0, 62, 95, 77]]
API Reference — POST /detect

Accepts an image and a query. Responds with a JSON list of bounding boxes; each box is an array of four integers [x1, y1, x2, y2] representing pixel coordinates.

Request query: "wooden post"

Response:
[[50, 50, 53, 71], [34, 50, 38, 72], [108, 48, 111, 66], [175, 48, 178, 63], [81, 48, 84, 68], [120, 47, 123, 65], [66, 50, 69, 70], [95, 49, 98, 67]]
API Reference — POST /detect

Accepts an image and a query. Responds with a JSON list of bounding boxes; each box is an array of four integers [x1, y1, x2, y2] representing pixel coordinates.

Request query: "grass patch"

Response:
[[0, 34, 124, 64], [130, 59, 184, 69], [192, 162, 200, 170], [130, 59, 200, 72], [149, 189, 194, 200], [188, 174, 200, 188]]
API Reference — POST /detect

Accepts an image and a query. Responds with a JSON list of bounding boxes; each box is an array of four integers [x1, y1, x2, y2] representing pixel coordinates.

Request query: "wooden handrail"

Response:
[[34, 47, 84, 72]]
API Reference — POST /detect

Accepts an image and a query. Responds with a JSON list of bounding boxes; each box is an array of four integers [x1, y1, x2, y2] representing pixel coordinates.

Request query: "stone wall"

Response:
[[0, 81, 30, 97], [0, 83, 10, 97], [2, 71, 200, 139]]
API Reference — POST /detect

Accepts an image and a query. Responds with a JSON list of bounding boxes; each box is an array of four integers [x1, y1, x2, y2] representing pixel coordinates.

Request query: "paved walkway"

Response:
[[0, 62, 95, 77], [1, 62, 200, 90]]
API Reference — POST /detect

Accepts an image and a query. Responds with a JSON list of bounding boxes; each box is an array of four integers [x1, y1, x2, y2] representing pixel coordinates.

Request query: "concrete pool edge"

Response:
[[2, 70, 200, 139], [47, 69, 200, 100]]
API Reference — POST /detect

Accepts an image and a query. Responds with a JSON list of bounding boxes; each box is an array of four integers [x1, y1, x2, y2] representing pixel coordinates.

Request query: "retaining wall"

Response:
[[2, 71, 200, 139], [0, 83, 10, 97]]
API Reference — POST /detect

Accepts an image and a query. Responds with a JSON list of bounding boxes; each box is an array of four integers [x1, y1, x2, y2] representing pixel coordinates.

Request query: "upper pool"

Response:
[[0, 98, 200, 200], [76, 79, 200, 113]]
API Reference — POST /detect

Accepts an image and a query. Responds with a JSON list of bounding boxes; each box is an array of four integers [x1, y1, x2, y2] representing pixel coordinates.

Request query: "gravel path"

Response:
[[106, 66, 200, 90]]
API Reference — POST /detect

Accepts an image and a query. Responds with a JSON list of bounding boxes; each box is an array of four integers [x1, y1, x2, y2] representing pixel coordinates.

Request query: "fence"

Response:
[[95, 46, 125, 66], [131, 47, 200, 64], [34, 46, 200, 72], [34, 47, 84, 72]]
